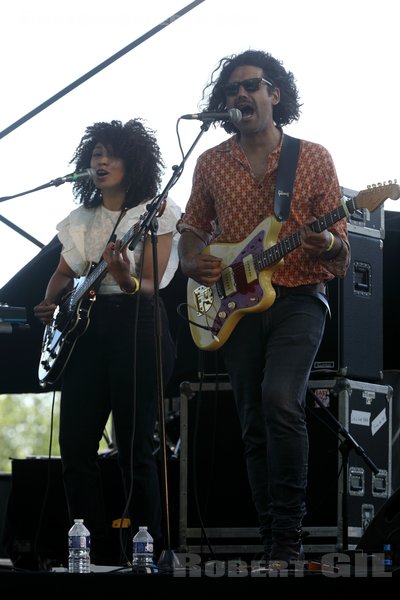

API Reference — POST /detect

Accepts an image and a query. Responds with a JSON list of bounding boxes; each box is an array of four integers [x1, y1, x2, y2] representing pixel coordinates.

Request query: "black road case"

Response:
[[179, 377, 392, 555], [307, 377, 392, 548]]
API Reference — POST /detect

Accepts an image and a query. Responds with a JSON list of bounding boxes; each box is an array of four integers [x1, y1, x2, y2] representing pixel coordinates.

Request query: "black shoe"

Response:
[[270, 528, 305, 567]]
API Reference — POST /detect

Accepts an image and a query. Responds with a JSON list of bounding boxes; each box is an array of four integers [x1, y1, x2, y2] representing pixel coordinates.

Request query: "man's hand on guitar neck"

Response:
[[300, 217, 334, 257]]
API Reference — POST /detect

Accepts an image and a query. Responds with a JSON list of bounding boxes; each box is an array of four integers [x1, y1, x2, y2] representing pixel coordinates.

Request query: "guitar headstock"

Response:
[[355, 180, 400, 212]]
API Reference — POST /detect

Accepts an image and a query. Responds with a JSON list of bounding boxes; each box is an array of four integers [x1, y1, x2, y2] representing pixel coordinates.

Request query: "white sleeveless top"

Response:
[[56, 196, 181, 295]]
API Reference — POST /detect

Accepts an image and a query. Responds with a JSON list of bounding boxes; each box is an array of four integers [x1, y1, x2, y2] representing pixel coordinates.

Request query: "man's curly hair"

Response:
[[70, 119, 164, 209], [201, 49, 302, 134]]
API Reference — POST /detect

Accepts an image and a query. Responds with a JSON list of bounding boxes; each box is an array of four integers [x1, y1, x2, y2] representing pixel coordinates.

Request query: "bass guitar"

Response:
[[38, 210, 149, 386], [186, 182, 400, 351]]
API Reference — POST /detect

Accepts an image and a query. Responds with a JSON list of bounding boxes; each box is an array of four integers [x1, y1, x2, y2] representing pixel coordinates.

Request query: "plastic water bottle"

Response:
[[132, 526, 154, 571], [68, 518, 91, 573]]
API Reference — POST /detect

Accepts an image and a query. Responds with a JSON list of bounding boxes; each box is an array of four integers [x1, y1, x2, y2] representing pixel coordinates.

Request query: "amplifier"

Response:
[[312, 232, 383, 382]]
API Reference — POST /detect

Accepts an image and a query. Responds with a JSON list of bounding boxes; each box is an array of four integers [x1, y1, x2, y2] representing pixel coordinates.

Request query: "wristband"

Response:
[[323, 235, 344, 260], [326, 232, 335, 252], [121, 275, 140, 295]]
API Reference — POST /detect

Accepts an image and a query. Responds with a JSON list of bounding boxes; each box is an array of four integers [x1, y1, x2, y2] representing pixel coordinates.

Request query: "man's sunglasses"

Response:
[[223, 77, 273, 97]]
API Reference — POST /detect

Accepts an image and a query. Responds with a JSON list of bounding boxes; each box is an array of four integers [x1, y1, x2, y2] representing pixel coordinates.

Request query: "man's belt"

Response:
[[273, 283, 327, 298]]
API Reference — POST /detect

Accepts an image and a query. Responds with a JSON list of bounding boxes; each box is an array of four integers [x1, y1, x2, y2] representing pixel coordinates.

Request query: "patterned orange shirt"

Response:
[[178, 134, 350, 286]]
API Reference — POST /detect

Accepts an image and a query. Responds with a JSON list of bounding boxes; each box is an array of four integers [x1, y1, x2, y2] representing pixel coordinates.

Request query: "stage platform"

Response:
[[0, 552, 398, 588]]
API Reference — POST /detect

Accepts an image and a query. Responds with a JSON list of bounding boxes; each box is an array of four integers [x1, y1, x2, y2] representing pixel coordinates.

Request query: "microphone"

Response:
[[50, 168, 95, 187], [181, 108, 242, 125]]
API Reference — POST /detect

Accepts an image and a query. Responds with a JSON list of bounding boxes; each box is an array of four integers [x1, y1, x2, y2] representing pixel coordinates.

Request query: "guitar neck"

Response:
[[62, 216, 144, 310], [259, 196, 357, 269]]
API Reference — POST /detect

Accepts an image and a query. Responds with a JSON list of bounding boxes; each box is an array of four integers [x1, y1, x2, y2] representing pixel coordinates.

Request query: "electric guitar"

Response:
[[38, 210, 149, 387], [187, 182, 400, 351]]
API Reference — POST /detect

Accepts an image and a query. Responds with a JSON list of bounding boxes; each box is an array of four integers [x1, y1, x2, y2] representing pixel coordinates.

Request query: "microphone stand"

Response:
[[127, 121, 212, 573], [306, 383, 379, 551]]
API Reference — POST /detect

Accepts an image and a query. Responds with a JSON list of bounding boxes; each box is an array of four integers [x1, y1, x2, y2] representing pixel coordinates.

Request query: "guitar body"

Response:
[[38, 287, 96, 386], [187, 217, 283, 351], [36, 207, 152, 386]]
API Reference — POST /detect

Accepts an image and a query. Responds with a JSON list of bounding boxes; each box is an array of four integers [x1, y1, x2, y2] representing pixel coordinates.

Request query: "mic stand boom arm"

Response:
[[0, 173, 83, 204], [0, 175, 85, 250]]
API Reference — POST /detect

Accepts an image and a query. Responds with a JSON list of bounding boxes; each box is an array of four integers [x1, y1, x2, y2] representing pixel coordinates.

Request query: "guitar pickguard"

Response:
[[38, 295, 96, 386], [187, 224, 280, 350]]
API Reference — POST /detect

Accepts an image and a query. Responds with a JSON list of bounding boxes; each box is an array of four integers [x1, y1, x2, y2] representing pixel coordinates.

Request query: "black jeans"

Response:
[[59, 294, 175, 558], [220, 291, 327, 536]]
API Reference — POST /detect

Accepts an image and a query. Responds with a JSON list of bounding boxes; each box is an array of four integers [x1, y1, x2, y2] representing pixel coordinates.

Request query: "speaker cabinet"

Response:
[[313, 232, 383, 382], [382, 214, 400, 371]]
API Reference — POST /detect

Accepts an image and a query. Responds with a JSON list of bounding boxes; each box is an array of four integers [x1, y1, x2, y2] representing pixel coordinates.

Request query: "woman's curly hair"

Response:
[[70, 119, 164, 208], [201, 49, 302, 134]]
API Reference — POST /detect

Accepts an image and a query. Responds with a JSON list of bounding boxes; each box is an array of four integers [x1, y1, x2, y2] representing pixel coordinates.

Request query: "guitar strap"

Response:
[[273, 134, 301, 222], [105, 207, 128, 248]]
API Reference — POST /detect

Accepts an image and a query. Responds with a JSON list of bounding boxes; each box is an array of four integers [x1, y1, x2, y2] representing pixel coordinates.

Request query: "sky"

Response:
[[0, 0, 399, 290]]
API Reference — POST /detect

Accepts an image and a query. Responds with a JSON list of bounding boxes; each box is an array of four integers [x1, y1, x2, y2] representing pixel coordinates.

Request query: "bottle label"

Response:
[[133, 541, 153, 553], [69, 535, 91, 549]]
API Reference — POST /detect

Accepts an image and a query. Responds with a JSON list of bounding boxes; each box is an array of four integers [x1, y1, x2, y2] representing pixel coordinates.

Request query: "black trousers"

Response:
[[59, 293, 175, 561], [221, 292, 327, 536]]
